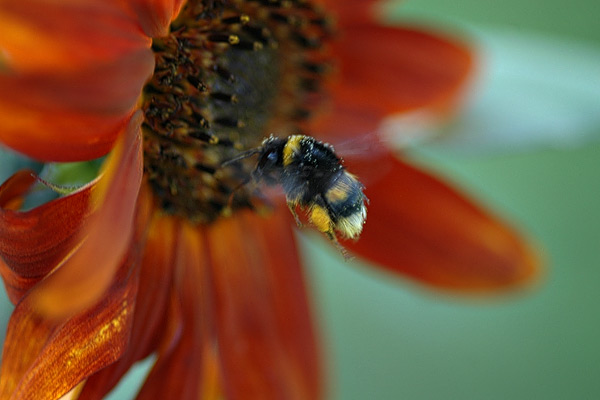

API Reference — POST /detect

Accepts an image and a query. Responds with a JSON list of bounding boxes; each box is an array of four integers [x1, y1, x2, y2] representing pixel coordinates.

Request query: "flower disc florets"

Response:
[[142, 0, 334, 222]]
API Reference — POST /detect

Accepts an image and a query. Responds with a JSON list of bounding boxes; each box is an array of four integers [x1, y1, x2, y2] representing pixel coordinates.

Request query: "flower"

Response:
[[0, 0, 540, 399]]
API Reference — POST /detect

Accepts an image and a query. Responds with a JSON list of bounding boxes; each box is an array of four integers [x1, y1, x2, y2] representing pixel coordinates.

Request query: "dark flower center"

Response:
[[142, 0, 333, 223]]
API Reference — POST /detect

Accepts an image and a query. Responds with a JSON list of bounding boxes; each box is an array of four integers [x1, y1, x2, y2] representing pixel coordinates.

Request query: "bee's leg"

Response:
[[224, 176, 253, 213], [324, 230, 353, 261], [249, 187, 274, 216], [310, 197, 354, 261], [287, 201, 303, 227]]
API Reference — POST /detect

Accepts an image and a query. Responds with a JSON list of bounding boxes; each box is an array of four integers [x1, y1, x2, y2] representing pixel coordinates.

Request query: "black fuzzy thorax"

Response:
[[283, 137, 344, 205]]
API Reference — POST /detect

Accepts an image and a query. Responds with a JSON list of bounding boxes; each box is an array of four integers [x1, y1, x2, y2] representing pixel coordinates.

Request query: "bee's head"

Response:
[[254, 136, 286, 181]]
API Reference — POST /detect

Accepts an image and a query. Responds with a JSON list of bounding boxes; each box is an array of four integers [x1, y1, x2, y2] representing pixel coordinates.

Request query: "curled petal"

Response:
[[0, 169, 35, 211], [80, 210, 177, 399], [28, 112, 144, 319], [0, 239, 141, 400], [136, 220, 218, 400], [0, 171, 92, 304], [207, 209, 322, 399], [0, 0, 150, 73], [129, 0, 185, 37], [345, 151, 540, 292]]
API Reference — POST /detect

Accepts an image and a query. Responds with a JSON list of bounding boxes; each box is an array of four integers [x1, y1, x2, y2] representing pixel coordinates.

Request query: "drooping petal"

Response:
[[80, 210, 177, 400], [136, 220, 219, 400], [0, 0, 150, 73], [0, 236, 141, 400], [129, 0, 185, 37], [0, 170, 92, 304], [28, 112, 144, 319], [207, 209, 322, 399], [312, 25, 473, 141], [344, 151, 540, 292]]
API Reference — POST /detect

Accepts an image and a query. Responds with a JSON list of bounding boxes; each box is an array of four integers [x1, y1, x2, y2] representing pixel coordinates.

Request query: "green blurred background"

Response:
[[1, 0, 599, 399], [304, 1, 600, 399]]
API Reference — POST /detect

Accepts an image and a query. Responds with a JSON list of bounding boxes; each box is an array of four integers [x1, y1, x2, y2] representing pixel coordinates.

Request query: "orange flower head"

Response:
[[0, 0, 541, 399]]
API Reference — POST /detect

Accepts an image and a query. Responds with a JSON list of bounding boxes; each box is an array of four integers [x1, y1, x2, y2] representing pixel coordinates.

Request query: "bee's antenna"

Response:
[[221, 148, 261, 167]]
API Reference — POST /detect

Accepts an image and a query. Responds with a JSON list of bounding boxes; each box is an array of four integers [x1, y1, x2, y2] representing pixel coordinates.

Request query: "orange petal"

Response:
[[0, 170, 92, 304], [129, 0, 185, 37], [0, 49, 153, 113], [344, 151, 540, 292], [80, 211, 177, 399], [28, 112, 145, 319], [136, 220, 219, 400], [0, 0, 150, 73], [207, 209, 322, 399], [0, 240, 141, 400], [0, 110, 131, 162], [0, 169, 35, 211], [0, 48, 153, 161], [313, 25, 473, 139]]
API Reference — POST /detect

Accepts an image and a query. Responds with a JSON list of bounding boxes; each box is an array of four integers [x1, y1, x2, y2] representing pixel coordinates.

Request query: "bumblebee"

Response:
[[225, 134, 367, 255]]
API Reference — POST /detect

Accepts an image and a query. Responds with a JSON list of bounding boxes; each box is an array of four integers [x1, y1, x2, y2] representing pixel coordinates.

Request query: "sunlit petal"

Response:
[[80, 210, 177, 399], [0, 242, 141, 399], [28, 112, 144, 319], [207, 209, 322, 399], [345, 151, 540, 292]]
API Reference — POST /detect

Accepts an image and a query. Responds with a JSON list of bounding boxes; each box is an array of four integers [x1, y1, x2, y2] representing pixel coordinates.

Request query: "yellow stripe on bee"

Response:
[[282, 135, 304, 166], [310, 205, 333, 234], [325, 178, 351, 203]]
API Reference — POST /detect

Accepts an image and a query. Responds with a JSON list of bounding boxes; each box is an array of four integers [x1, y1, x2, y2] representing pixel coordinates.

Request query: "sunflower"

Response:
[[0, 0, 539, 399]]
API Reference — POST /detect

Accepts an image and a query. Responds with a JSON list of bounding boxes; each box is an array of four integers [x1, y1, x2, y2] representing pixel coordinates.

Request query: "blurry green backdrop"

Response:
[[1, 0, 598, 399]]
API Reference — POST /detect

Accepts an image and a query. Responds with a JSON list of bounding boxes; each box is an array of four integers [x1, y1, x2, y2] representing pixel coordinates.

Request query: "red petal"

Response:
[[0, 110, 132, 162], [129, 0, 185, 37], [207, 209, 322, 399], [0, 240, 141, 399], [0, 0, 150, 73], [0, 171, 92, 304], [312, 25, 474, 140], [0, 169, 35, 211], [136, 221, 219, 400], [316, 0, 380, 25], [345, 152, 540, 292], [80, 211, 178, 400], [0, 49, 153, 161], [28, 112, 144, 319], [0, 0, 154, 161]]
